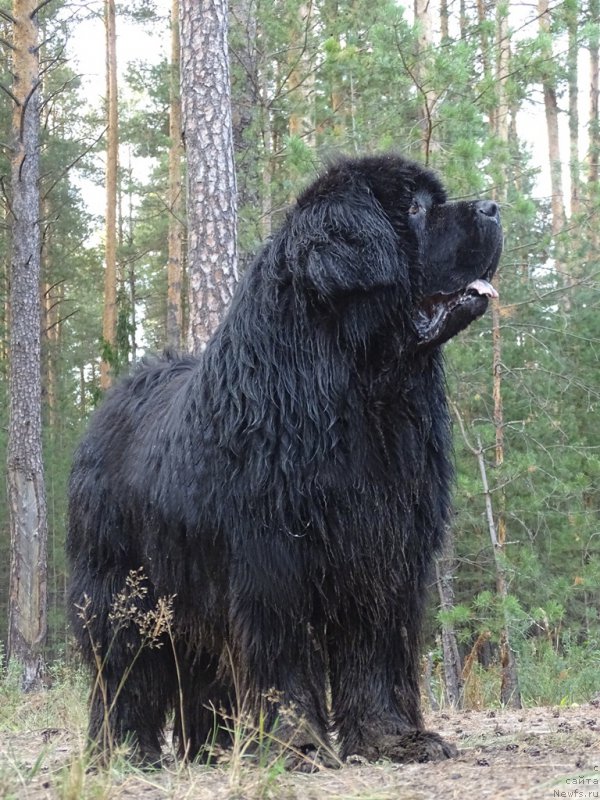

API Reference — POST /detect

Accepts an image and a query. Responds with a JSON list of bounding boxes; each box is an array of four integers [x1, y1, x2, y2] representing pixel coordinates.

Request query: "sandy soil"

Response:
[[1, 704, 599, 799]]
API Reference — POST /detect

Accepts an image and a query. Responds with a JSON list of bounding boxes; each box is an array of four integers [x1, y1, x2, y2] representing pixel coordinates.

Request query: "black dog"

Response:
[[67, 153, 502, 768]]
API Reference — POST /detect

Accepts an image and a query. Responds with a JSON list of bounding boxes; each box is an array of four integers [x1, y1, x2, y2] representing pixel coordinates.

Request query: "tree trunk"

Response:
[[538, 0, 567, 237], [41, 192, 59, 430], [260, 96, 274, 239], [494, 0, 509, 144], [489, 2, 521, 708], [100, 0, 118, 388], [477, 0, 493, 128], [167, 0, 184, 348], [435, 533, 464, 708], [181, 0, 238, 352], [543, 83, 566, 234], [490, 195, 521, 708], [7, 0, 48, 690], [459, 0, 467, 40], [413, 0, 436, 161], [287, 3, 316, 147], [588, 0, 599, 186], [230, 0, 262, 267], [475, 435, 521, 707], [452, 399, 521, 709], [43, 279, 61, 430], [566, 1, 580, 217], [440, 0, 449, 41], [321, 0, 347, 140]]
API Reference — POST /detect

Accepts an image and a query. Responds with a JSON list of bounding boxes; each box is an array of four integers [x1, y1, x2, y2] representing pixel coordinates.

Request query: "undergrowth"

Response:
[[2, 582, 600, 799], [0, 644, 313, 800]]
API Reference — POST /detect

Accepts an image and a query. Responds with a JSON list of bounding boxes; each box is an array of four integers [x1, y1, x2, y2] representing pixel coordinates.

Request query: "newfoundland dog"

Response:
[[67, 153, 502, 769]]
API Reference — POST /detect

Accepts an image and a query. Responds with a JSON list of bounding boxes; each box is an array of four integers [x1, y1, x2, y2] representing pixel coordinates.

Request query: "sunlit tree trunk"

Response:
[[495, 0, 509, 144], [566, 0, 580, 217], [321, 0, 347, 140], [538, 0, 566, 236], [167, 0, 184, 348], [477, 0, 493, 126], [414, 0, 433, 65], [260, 98, 273, 239], [7, 0, 48, 690], [100, 0, 118, 388], [181, 0, 238, 351], [588, 0, 599, 187]]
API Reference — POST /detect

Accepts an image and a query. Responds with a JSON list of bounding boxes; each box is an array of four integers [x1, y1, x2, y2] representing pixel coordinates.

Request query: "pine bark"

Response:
[[589, 0, 599, 186], [100, 0, 118, 388], [7, 0, 48, 690], [181, 0, 238, 352], [230, 0, 262, 265], [167, 0, 184, 348], [538, 0, 567, 236], [43, 279, 61, 430], [567, 2, 580, 217]]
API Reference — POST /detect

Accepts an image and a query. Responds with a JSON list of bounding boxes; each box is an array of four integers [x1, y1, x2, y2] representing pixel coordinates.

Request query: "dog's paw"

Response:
[[346, 729, 457, 764], [381, 730, 458, 763]]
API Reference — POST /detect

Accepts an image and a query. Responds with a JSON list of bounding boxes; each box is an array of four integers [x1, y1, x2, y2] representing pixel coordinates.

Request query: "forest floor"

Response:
[[1, 702, 599, 799]]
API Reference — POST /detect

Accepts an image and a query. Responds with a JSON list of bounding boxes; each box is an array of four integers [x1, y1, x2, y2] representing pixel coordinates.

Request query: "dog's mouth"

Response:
[[415, 278, 499, 348]]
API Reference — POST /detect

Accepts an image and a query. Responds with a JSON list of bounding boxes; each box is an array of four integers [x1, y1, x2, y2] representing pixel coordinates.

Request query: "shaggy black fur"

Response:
[[67, 153, 502, 768]]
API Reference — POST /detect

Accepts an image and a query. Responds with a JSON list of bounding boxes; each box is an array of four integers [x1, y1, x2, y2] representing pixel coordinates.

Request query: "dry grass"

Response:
[[1, 680, 600, 800], [1, 575, 598, 799]]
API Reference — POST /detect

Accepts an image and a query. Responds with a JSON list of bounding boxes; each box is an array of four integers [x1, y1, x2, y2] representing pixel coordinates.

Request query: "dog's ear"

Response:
[[289, 192, 411, 301]]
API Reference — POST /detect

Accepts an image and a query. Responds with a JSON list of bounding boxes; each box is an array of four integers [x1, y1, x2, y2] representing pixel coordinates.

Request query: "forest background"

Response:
[[1, 0, 599, 710]]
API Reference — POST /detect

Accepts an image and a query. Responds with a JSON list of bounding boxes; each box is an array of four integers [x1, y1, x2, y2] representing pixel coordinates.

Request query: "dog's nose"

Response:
[[476, 200, 500, 222]]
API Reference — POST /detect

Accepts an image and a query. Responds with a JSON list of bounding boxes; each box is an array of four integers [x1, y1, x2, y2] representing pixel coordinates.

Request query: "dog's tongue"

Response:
[[467, 279, 499, 299]]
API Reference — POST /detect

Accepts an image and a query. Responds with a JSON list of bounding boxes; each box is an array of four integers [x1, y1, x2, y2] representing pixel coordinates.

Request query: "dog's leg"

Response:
[[172, 645, 234, 762], [70, 569, 175, 766], [87, 648, 175, 766], [329, 596, 457, 764], [227, 552, 335, 771]]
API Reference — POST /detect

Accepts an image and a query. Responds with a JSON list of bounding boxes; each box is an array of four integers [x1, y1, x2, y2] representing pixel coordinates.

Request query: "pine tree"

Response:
[[181, 0, 238, 350], [5, 0, 48, 689], [167, 0, 183, 348], [100, 0, 119, 388]]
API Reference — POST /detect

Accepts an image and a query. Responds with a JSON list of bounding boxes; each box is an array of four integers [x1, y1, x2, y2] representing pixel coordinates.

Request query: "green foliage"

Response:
[[1, 0, 600, 705], [437, 604, 472, 630], [518, 638, 600, 705]]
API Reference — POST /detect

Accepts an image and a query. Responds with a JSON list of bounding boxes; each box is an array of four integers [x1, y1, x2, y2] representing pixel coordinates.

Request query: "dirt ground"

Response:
[[1, 704, 599, 799]]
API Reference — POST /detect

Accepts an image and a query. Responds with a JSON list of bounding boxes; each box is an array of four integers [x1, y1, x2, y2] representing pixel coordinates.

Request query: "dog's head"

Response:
[[290, 153, 503, 350], [402, 182, 503, 349]]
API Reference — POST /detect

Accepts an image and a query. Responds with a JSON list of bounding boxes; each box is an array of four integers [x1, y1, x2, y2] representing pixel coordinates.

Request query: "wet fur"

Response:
[[67, 153, 501, 765]]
